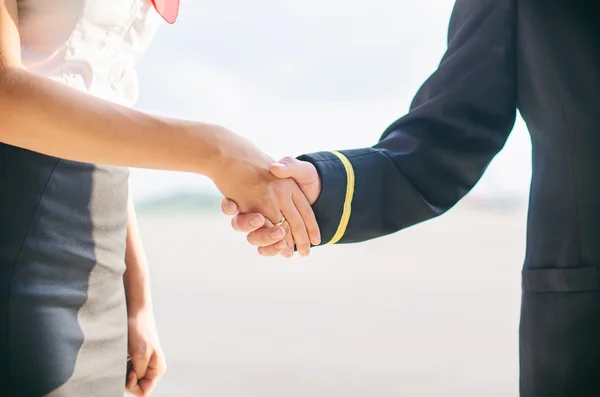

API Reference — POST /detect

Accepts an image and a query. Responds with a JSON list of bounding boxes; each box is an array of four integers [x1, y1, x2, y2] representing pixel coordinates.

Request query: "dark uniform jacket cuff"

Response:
[[297, 151, 355, 246]]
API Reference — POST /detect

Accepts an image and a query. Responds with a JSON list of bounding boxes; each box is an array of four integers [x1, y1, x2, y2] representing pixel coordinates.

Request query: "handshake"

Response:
[[220, 156, 322, 258]]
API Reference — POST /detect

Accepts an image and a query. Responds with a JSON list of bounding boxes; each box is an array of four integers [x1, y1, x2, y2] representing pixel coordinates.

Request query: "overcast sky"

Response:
[[130, 0, 533, 202]]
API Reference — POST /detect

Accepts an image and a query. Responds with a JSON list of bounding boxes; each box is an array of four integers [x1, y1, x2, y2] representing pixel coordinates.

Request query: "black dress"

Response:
[[0, 145, 130, 396]]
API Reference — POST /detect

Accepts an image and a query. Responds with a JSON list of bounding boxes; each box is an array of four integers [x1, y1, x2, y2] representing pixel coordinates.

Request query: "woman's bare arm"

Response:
[[0, 0, 320, 253], [0, 0, 225, 176]]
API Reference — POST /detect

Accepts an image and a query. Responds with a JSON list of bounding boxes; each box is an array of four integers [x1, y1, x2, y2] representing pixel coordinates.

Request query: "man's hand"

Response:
[[270, 157, 321, 205], [125, 311, 167, 397], [211, 131, 320, 256], [222, 157, 322, 257]]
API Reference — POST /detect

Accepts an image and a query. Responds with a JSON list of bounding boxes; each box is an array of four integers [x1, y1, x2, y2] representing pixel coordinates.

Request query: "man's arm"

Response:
[[298, 0, 518, 244], [223, 0, 518, 252]]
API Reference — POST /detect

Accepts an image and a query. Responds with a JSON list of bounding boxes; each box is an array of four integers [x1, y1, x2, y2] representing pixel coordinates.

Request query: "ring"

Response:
[[274, 217, 286, 227]]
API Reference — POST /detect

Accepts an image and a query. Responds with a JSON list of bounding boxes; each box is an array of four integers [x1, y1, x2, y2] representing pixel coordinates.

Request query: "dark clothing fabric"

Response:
[[300, 0, 600, 395], [0, 144, 129, 397]]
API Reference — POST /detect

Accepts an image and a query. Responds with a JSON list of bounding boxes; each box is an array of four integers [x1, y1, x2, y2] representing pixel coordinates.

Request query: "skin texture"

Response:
[[124, 185, 166, 396], [222, 157, 322, 257]]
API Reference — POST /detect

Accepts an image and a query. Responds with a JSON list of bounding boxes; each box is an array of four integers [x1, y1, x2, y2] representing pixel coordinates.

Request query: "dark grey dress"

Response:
[[0, 145, 130, 396], [0, 1, 161, 395]]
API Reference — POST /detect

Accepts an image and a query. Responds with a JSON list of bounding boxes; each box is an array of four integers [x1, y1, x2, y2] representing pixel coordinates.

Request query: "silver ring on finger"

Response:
[[274, 217, 286, 227]]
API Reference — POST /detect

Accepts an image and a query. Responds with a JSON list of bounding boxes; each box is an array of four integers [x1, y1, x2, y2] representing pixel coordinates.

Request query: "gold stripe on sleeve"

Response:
[[326, 151, 355, 245]]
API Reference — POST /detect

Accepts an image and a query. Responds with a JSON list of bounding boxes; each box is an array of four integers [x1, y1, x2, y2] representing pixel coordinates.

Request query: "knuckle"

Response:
[[273, 185, 287, 200], [291, 223, 305, 235], [300, 205, 313, 220], [132, 349, 147, 360]]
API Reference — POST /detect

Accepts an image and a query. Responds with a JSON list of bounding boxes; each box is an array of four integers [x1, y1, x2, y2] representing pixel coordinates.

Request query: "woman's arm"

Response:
[[0, 0, 320, 252], [124, 188, 152, 317], [123, 187, 167, 395], [0, 1, 223, 175]]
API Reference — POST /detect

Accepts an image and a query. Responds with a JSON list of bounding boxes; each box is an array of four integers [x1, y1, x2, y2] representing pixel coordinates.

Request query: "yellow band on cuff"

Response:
[[326, 151, 355, 245]]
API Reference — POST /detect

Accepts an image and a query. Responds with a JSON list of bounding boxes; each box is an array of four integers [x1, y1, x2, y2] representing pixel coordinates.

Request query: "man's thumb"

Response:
[[270, 157, 321, 205], [269, 157, 306, 180]]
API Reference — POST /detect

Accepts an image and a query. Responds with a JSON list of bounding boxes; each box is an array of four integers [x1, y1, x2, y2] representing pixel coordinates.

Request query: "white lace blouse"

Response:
[[17, 0, 163, 107]]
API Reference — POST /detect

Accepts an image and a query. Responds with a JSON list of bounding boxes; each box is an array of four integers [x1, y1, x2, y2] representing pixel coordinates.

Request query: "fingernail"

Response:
[[271, 227, 284, 239], [302, 250, 310, 257], [250, 216, 262, 227], [313, 235, 321, 245], [272, 162, 286, 168], [283, 248, 294, 258]]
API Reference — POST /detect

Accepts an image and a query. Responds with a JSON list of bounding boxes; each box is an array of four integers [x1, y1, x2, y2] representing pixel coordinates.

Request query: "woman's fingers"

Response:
[[258, 242, 287, 257], [244, 221, 293, 257], [222, 172, 320, 258], [232, 212, 266, 233], [246, 217, 286, 254], [221, 198, 239, 215], [246, 226, 285, 246]]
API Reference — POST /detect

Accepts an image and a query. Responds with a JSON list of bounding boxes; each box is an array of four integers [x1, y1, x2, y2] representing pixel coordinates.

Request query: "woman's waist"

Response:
[[0, 145, 130, 270]]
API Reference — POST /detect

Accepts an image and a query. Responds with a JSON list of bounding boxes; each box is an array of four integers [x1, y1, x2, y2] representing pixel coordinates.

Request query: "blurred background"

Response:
[[131, 0, 531, 395]]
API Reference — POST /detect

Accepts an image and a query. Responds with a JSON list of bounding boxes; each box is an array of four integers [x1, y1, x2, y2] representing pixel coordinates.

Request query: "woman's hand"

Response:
[[221, 157, 321, 257], [209, 129, 321, 256], [125, 310, 167, 397], [221, 157, 322, 257]]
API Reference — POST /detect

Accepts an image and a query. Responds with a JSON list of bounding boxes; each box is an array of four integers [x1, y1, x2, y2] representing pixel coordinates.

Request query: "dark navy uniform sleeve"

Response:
[[298, 0, 517, 245]]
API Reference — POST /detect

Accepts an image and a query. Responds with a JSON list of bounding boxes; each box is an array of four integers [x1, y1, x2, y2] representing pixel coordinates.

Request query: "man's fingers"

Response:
[[281, 203, 311, 257], [293, 191, 320, 246], [271, 158, 322, 205], [231, 212, 266, 233], [270, 157, 315, 183], [282, 228, 295, 258], [270, 157, 302, 180], [221, 198, 239, 215]]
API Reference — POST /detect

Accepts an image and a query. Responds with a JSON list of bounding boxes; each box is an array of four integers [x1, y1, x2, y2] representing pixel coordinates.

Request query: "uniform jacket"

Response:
[[299, 1, 600, 395]]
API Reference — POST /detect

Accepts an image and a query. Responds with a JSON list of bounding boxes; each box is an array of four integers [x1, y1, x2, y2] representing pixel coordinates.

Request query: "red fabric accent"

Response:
[[151, 0, 179, 24]]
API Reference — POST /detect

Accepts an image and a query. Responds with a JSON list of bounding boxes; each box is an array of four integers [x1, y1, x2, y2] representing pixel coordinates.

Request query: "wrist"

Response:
[[191, 123, 230, 178], [126, 297, 153, 318], [196, 126, 273, 188], [124, 270, 153, 317], [161, 117, 230, 177]]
